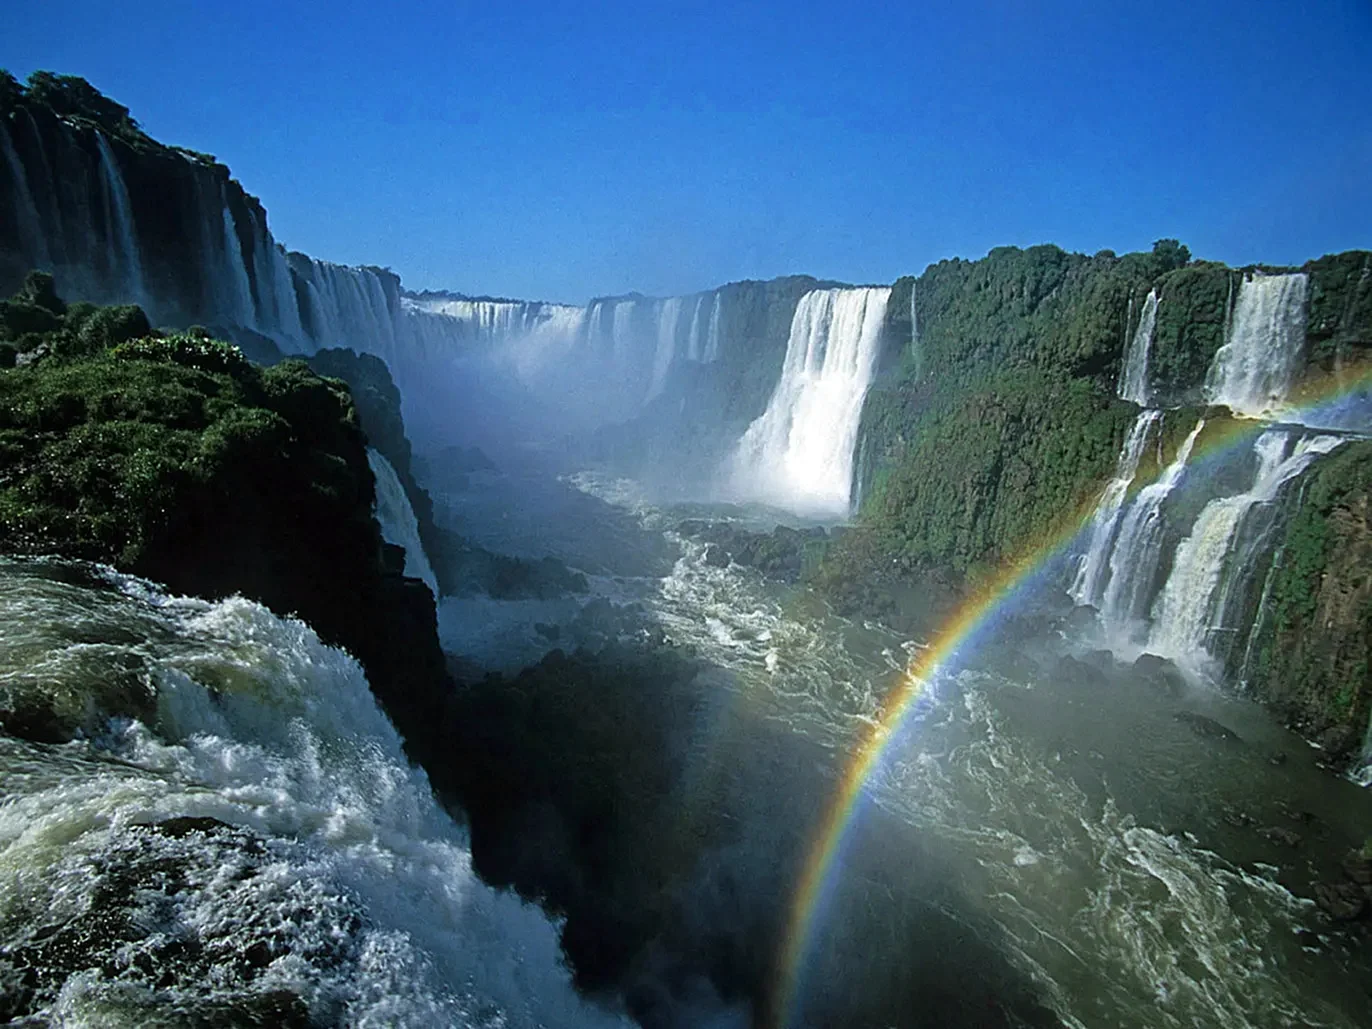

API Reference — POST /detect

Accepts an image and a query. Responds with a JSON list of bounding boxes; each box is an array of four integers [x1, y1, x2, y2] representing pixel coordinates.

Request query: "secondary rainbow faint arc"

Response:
[[768, 364, 1372, 1029]]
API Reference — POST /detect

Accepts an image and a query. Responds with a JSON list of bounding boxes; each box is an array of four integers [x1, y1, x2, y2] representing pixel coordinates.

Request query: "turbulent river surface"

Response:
[[429, 460, 1372, 1029], [0, 558, 630, 1028]]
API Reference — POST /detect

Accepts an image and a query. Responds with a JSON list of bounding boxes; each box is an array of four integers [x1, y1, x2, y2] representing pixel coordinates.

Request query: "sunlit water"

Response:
[[431, 463, 1372, 1029], [0, 558, 630, 1028]]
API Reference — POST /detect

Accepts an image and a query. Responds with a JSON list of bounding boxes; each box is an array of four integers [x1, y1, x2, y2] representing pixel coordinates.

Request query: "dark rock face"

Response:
[[0, 311, 452, 761], [1315, 882, 1368, 922], [307, 346, 450, 592], [1172, 711, 1244, 745]]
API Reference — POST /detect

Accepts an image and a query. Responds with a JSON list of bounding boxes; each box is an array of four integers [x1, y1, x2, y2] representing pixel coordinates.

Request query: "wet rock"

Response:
[[1342, 850, 1372, 885], [1133, 654, 1187, 697], [702, 544, 729, 568], [1315, 881, 1368, 921], [1316, 724, 1357, 762], [1079, 649, 1118, 673], [1062, 605, 1099, 635], [1258, 826, 1303, 848], [1173, 710, 1243, 745], [1053, 655, 1100, 688]]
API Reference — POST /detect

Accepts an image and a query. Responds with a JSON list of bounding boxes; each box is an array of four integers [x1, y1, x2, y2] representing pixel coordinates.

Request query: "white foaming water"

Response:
[[0, 560, 628, 1028], [1097, 420, 1206, 637], [1205, 273, 1308, 418], [217, 186, 258, 331], [1119, 290, 1158, 406], [727, 288, 890, 516], [94, 135, 148, 313], [686, 295, 706, 361], [704, 293, 723, 362], [367, 448, 440, 596], [645, 296, 683, 404], [1146, 431, 1344, 671], [563, 472, 1371, 1029], [1071, 410, 1162, 607], [611, 299, 636, 361]]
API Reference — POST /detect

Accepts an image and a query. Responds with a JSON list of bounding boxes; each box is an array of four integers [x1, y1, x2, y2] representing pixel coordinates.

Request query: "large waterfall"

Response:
[[1070, 409, 1162, 606], [1205, 273, 1309, 417], [0, 559, 628, 1027], [1118, 289, 1157, 406], [726, 287, 890, 516], [1146, 431, 1345, 671], [367, 448, 440, 597]]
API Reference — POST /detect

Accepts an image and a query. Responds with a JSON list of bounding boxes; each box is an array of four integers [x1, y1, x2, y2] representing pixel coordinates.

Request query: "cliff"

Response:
[[0, 278, 448, 748]]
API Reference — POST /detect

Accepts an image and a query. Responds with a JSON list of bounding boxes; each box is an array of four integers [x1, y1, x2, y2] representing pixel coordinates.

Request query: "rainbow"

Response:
[[768, 363, 1372, 1028]]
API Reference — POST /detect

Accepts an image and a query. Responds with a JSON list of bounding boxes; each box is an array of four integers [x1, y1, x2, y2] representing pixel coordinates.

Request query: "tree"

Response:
[[1151, 238, 1191, 273]]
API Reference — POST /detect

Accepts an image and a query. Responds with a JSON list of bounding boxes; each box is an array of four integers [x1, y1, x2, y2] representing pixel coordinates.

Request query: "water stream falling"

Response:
[[1118, 289, 1158, 406], [94, 135, 148, 313], [645, 296, 682, 404], [727, 287, 890, 515], [1205, 273, 1308, 417], [0, 559, 628, 1028], [1146, 431, 1344, 672], [1096, 420, 1206, 636], [1071, 409, 1162, 606], [367, 448, 440, 597]]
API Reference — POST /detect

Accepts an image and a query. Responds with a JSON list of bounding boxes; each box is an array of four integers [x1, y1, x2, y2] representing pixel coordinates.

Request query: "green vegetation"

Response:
[[1247, 441, 1372, 758], [1147, 263, 1234, 398], [0, 277, 451, 757], [1, 70, 148, 150], [822, 242, 1202, 621], [1303, 250, 1372, 367]]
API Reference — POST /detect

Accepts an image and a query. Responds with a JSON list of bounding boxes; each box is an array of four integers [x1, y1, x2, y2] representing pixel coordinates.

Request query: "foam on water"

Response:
[[0, 560, 628, 1028]]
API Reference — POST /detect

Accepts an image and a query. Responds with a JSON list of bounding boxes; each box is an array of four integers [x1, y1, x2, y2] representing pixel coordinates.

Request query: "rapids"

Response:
[[417, 458, 1372, 1029], [0, 558, 629, 1028]]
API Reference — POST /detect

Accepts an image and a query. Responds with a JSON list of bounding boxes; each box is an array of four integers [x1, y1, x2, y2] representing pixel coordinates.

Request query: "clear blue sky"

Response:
[[5, 0, 1370, 303]]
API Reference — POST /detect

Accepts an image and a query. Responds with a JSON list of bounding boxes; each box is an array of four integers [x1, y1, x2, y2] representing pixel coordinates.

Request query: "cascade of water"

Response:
[[1071, 410, 1163, 607], [1119, 290, 1158, 406], [0, 119, 49, 267], [612, 299, 636, 361], [645, 296, 683, 404], [727, 287, 890, 515], [686, 295, 705, 361], [704, 293, 723, 362], [583, 300, 605, 352], [218, 187, 257, 329], [94, 134, 148, 311], [367, 448, 440, 596], [1097, 419, 1206, 635], [265, 243, 305, 344], [1205, 273, 1308, 417], [1146, 431, 1344, 670]]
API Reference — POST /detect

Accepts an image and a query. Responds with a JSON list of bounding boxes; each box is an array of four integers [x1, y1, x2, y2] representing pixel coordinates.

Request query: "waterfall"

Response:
[[686, 295, 705, 361], [367, 448, 440, 597], [612, 299, 636, 360], [0, 119, 49, 267], [1071, 409, 1162, 607], [1118, 289, 1158, 406], [1097, 419, 1206, 635], [704, 293, 723, 362], [217, 188, 257, 329], [94, 135, 148, 312], [645, 296, 682, 404], [0, 558, 627, 1028], [727, 287, 890, 515], [1146, 431, 1344, 670], [1205, 273, 1308, 417]]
